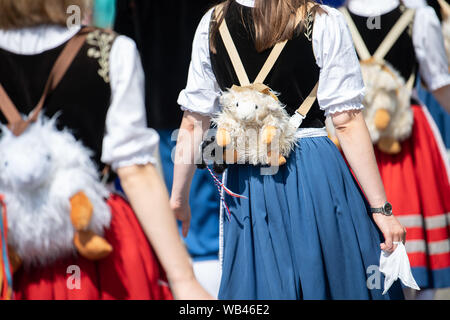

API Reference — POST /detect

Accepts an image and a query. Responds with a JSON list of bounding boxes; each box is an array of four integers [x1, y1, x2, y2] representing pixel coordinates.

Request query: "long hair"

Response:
[[0, 0, 88, 30], [210, 0, 325, 53]]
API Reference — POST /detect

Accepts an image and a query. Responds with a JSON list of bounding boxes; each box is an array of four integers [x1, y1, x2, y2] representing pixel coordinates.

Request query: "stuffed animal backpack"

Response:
[[339, 7, 416, 155], [208, 5, 319, 168], [0, 28, 113, 270]]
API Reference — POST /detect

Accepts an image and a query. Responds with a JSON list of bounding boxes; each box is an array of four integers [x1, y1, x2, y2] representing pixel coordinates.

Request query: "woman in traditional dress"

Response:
[[343, 0, 450, 292], [171, 0, 407, 299], [0, 0, 211, 300]]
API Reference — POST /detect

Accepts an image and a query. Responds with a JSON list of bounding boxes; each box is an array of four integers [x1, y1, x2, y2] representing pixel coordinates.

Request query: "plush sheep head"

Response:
[[0, 124, 53, 192], [220, 84, 282, 124], [0, 116, 92, 193]]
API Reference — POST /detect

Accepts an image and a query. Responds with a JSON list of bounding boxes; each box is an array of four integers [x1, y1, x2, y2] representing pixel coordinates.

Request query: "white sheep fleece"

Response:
[[360, 61, 414, 143], [214, 87, 298, 165], [0, 116, 111, 267]]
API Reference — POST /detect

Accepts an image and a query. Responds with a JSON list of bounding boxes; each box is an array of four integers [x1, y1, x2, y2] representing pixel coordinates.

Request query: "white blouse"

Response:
[[178, 1, 366, 117], [348, 0, 450, 91], [0, 25, 159, 171]]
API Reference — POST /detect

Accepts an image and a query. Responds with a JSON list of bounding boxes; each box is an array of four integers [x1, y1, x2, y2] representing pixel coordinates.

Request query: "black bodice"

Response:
[[0, 28, 115, 170], [210, 2, 324, 129]]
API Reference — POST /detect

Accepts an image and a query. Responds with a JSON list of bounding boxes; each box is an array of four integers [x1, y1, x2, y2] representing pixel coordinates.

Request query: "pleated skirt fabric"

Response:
[[374, 105, 450, 289], [219, 136, 404, 300]]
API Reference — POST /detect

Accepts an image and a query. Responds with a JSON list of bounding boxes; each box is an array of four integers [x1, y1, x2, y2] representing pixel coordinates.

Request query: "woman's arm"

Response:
[[433, 84, 450, 114], [332, 110, 406, 252], [170, 111, 211, 237], [117, 163, 212, 300]]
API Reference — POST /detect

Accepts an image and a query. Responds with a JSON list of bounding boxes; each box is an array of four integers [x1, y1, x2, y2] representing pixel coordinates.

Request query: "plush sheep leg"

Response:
[[70, 192, 113, 260], [377, 137, 402, 154], [70, 191, 93, 230], [216, 128, 231, 147], [224, 149, 238, 164], [74, 230, 113, 261], [8, 245, 22, 273], [262, 126, 278, 144], [268, 151, 287, 166], [374, 108, 391, 131]]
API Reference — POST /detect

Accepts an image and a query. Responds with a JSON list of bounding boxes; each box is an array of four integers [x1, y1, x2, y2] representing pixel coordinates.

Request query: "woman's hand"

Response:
[[372, 214, 407, 253], [170, 277, 215, 300], [170, 197, 191, 238]]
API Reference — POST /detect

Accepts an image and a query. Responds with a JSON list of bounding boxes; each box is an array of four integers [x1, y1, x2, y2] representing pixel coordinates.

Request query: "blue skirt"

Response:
[[219, 136, 404, 300]]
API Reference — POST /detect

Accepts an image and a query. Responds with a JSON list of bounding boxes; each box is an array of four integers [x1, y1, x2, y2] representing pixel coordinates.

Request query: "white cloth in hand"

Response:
[[379, 242, 420, 295]]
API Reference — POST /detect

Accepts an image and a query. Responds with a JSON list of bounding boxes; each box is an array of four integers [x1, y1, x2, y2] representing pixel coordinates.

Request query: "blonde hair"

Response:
[[0, 0, 88, 30], [210, 0, 324, 53]]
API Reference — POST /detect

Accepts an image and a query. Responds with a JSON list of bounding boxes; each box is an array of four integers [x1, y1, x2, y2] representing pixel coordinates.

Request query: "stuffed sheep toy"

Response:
[[0, 116, 113, 270], [213, 84, 298, 166], [359, 60, 413, 154]]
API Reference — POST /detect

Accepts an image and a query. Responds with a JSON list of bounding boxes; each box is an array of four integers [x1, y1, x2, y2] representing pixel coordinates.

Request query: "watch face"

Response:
[[384, 202, 393, 214]]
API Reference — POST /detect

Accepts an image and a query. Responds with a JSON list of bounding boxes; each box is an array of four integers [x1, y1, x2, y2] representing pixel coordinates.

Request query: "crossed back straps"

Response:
[[0, 27, 93, 136], [340, 7, 417, 92], [214, 4, 319, 119]]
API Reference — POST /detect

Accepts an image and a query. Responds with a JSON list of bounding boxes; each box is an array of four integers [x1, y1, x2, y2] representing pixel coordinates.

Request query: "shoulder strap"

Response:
[[373, 8, 415, 61], [215, 4, 319, 124], [438, 0, 450, 18], [295, 82, 319, 118], [340, 7, 416, 62], [215, 4, 306, 86], [0, 27, 92, 136], [216, 4, 251, 86]]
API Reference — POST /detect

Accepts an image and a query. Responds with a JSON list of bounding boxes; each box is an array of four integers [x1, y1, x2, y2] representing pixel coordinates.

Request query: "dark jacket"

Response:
[[114, 0, 214, 129]]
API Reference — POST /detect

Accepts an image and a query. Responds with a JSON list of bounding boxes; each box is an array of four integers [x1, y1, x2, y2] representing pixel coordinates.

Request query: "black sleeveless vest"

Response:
[[348, 6, 418, 83], [0, 28, 115, 171], [210, 2, 323, 128]]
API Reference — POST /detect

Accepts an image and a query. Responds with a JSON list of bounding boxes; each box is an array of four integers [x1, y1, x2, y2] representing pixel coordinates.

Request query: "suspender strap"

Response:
[[215, 4, 319, 123], [295, 82, 319, 117], [0, 27, 92, 136], [340, 7, 416, 94], [340, 7, 416, 62], [438, 0, 450, 18], [218, 19, 251, 86], [373, 8, 415, 61], [216, 5, 305, 86]]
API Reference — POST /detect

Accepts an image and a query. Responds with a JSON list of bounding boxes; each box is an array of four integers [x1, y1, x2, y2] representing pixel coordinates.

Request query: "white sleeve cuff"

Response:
[[324, 102, 365, 117], [427, 74, 450, 92]]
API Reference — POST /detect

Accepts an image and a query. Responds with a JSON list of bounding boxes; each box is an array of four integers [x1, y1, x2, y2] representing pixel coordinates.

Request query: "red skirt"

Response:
[[12, 194, 174, 300], [375, 105, 450, 288]]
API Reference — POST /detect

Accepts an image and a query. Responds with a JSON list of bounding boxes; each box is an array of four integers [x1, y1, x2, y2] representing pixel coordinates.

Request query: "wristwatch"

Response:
[[371, 202, 393, 216]]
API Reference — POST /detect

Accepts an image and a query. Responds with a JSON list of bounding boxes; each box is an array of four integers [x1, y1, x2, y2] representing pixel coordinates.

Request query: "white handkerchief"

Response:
[[379, 242, 420, 295]]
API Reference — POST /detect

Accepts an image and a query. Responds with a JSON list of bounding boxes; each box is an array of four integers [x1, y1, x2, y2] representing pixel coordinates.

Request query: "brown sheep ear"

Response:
[[261, 87, 271, 96]]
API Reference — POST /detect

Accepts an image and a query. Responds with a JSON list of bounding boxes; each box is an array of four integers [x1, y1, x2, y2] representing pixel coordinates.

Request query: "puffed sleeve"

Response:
[[313, 6, 366, 117], [101, 35, 160, 171], [177, 8, 222, 116], [413, 6, 450, 91]]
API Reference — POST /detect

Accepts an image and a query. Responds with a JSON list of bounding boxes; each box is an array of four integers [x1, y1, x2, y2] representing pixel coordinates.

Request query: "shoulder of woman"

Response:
[[312, 5, 351, 38]]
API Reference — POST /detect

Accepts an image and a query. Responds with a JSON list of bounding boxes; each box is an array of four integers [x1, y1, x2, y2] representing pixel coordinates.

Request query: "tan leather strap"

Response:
[[295, 81, 319, 117], [219, 19, 251, 86], [0, 27, 92, 136], [215, 4, 319, 123], [341, 7, 416, 94], [373, 8, 415, 61], [405, 66, 416, 93], [438, 0, 450, 18], [217, 5, 306, 86], [339, 8, 371, 60], [340, 7, 416, 62]]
